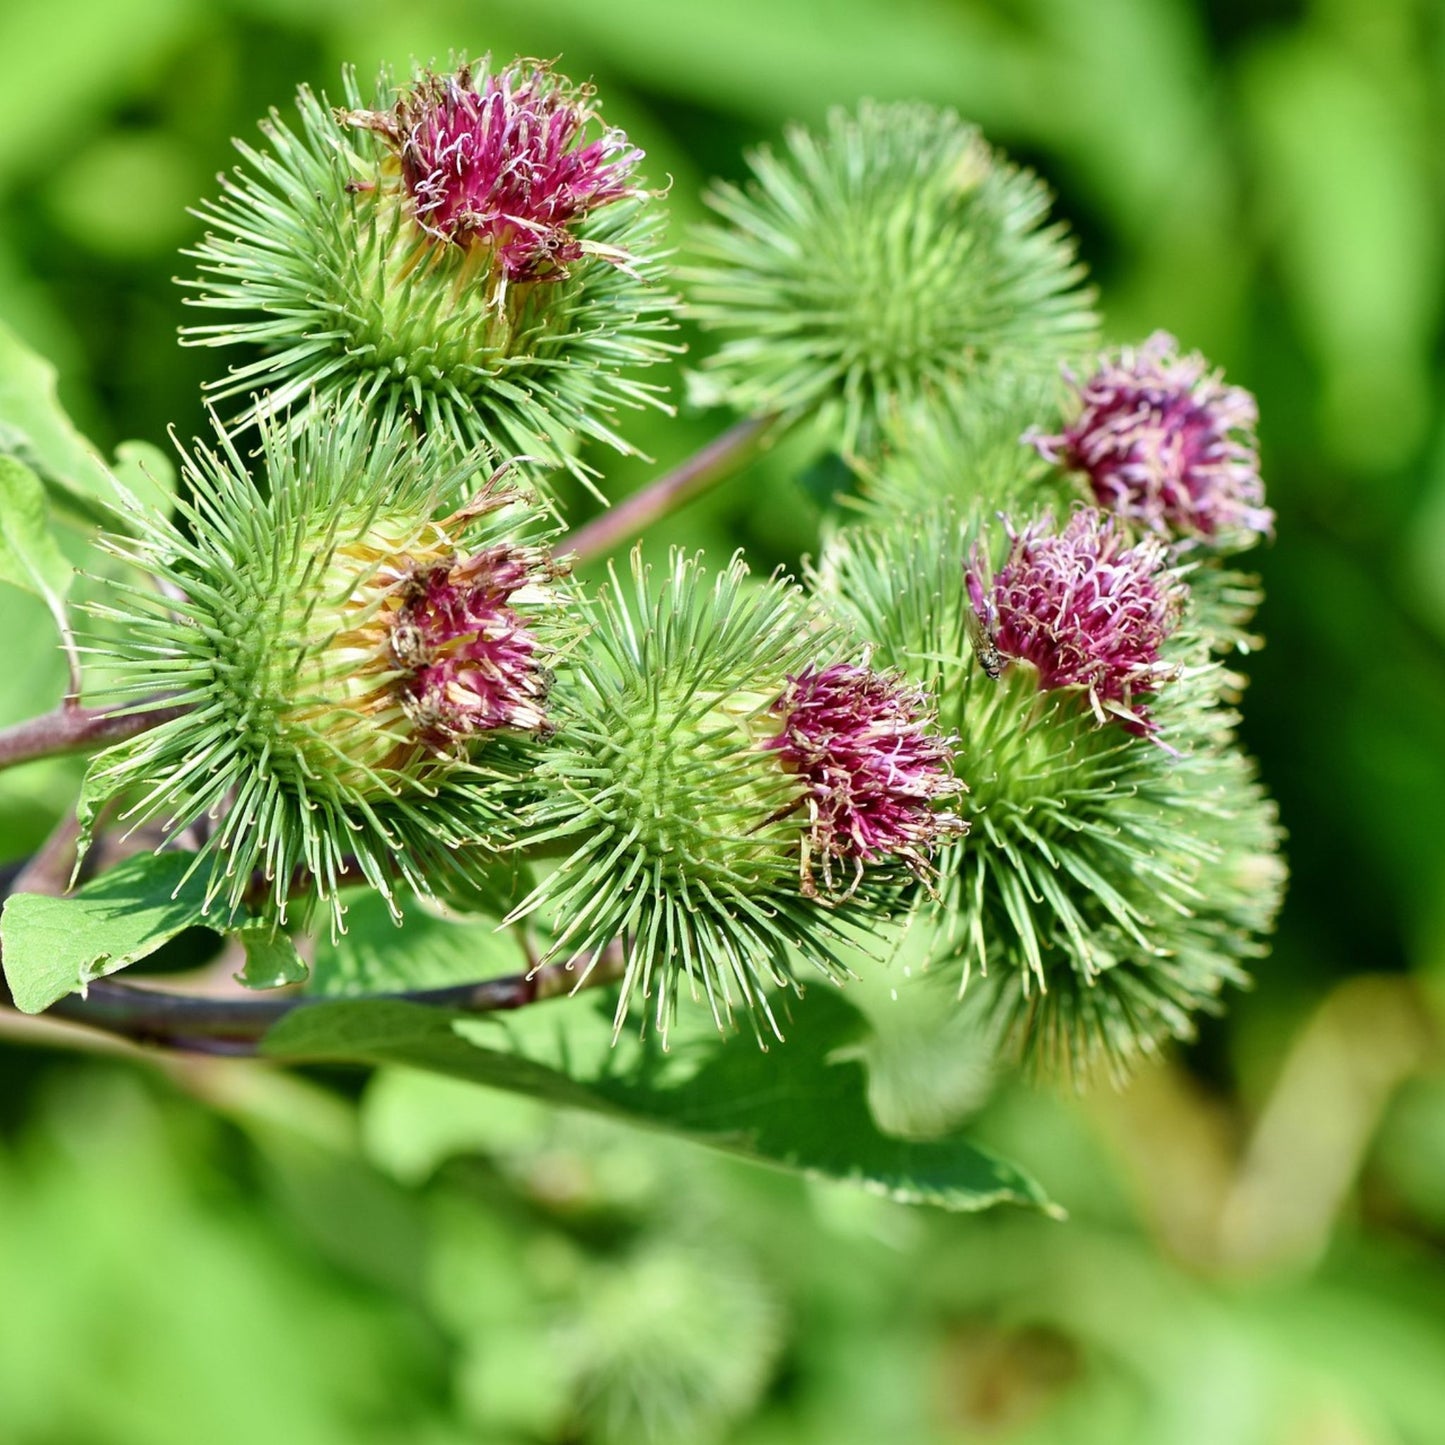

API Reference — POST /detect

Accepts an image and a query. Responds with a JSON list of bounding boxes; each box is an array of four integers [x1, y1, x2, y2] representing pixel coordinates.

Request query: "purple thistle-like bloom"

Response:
[[1030, 331, 1273, 547], [388, 543, 554, 745], [364, 61, 644, 281], [967, 509, 1184, 733], [764, 663, 966, 896]]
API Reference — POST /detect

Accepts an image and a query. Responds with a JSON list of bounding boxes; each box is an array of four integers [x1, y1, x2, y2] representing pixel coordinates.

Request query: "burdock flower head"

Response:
[[85, 417, 568, 926], [815, 510, 1283, 1081], [1030, 332, 1273, 549], [365, 60, 644, 280], [184, 58, 674, 495], [389, 536, 554, 746], [967, 508, 1185, 733], [763, 663, 965, 898], [510, 553, 946, 1043]]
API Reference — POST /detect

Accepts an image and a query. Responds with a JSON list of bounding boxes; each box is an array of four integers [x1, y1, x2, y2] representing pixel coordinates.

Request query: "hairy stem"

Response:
[[0, 696, 185, 772], [566, 414, 776, 563]]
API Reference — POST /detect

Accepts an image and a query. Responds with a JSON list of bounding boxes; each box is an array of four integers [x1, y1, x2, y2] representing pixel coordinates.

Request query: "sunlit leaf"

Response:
[[236, 926, 308, 990], [0, 318, 127, 529], [263, 986, 1057, 1213], [0, 456, 72, 625], [0, 849, 209, 1013]]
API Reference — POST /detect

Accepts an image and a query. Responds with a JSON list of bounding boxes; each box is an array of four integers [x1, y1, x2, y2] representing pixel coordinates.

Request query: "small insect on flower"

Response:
[[966, 507, 1186, 734], [963, 605, 1006, 680], [1029, 331, 1273, 549], [761, 663, 967, 899]]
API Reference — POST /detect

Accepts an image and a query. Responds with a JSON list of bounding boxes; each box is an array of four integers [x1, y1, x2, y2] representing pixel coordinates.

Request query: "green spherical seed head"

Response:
[[686, 102, 1097, 461], [509, 551, 871, 1043]]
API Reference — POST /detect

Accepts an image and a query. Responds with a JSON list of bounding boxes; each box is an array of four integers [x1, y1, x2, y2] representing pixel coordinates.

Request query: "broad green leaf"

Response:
[[0, 318, 126, 530], [0, 582, 79, 863], [0, 849, 208, 1013], [111, 438, 177, 516], [309, 887, 528, 996], [0, 456, 72, 607], [263, 987, 1056, 1213], [236, 926, 308, 990]]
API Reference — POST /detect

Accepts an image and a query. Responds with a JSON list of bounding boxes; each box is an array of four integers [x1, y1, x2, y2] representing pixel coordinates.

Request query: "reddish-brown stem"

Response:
[[565, 414, 776, 563], [0, 696, 185, 772], [0, 947, 624, 1057]]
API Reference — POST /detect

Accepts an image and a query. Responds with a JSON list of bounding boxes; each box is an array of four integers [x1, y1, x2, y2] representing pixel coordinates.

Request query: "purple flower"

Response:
[[763, 663, 966, 896], [389, 543, 554, 745], [360, 61, 643, 281], [1030, 332, 1273, 547], [967, 509, 1184, 732]]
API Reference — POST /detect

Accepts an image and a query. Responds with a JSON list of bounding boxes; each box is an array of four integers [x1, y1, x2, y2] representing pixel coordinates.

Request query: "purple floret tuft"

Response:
[[764, 663, 965, 896], [967, 508, 1184, 733], [1030, 331, 1272, 547], [377, 60, 644, 280], [390, 543, 553, 744]]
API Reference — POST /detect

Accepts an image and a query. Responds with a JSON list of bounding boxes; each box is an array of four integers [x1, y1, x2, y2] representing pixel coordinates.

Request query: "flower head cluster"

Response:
[[1030, 332, 1272, 548], [763, 663, 965, 896], [357, 60, 645, 280], [817, 512, 1282, 1080], [967, 508, 1184, 731]]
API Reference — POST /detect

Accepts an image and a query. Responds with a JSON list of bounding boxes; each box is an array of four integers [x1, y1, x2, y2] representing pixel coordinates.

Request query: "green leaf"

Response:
[[0, 850, 209, 1013], [0, 317, 127, 530], [309, 885, 529, 997], [0, 456, 72, 608], [236, 926, 308, 990], [262, 987, 1056, 1214], [111, 438, 177, 517]]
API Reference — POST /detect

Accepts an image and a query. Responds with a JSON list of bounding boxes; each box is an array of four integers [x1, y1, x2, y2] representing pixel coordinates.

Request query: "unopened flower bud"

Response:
[[686, 103, 1097, 462]]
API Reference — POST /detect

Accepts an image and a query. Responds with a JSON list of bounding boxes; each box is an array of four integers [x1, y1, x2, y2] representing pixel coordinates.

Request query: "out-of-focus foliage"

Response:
[[2, 0, 1444, 1441]]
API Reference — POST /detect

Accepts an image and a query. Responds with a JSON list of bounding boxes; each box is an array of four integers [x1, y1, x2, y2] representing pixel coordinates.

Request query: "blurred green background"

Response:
[[3, 0, 1445, 1440]]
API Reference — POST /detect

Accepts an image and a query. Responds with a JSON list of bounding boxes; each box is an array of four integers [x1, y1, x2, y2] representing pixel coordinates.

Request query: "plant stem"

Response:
[[565, 414, 776, 563], [0, 695, 184, 772], [0, 948, 624, 1057]]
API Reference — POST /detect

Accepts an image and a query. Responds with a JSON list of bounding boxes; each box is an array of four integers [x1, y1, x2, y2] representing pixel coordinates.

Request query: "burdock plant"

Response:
[[1, 58, 1285, 1220]]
